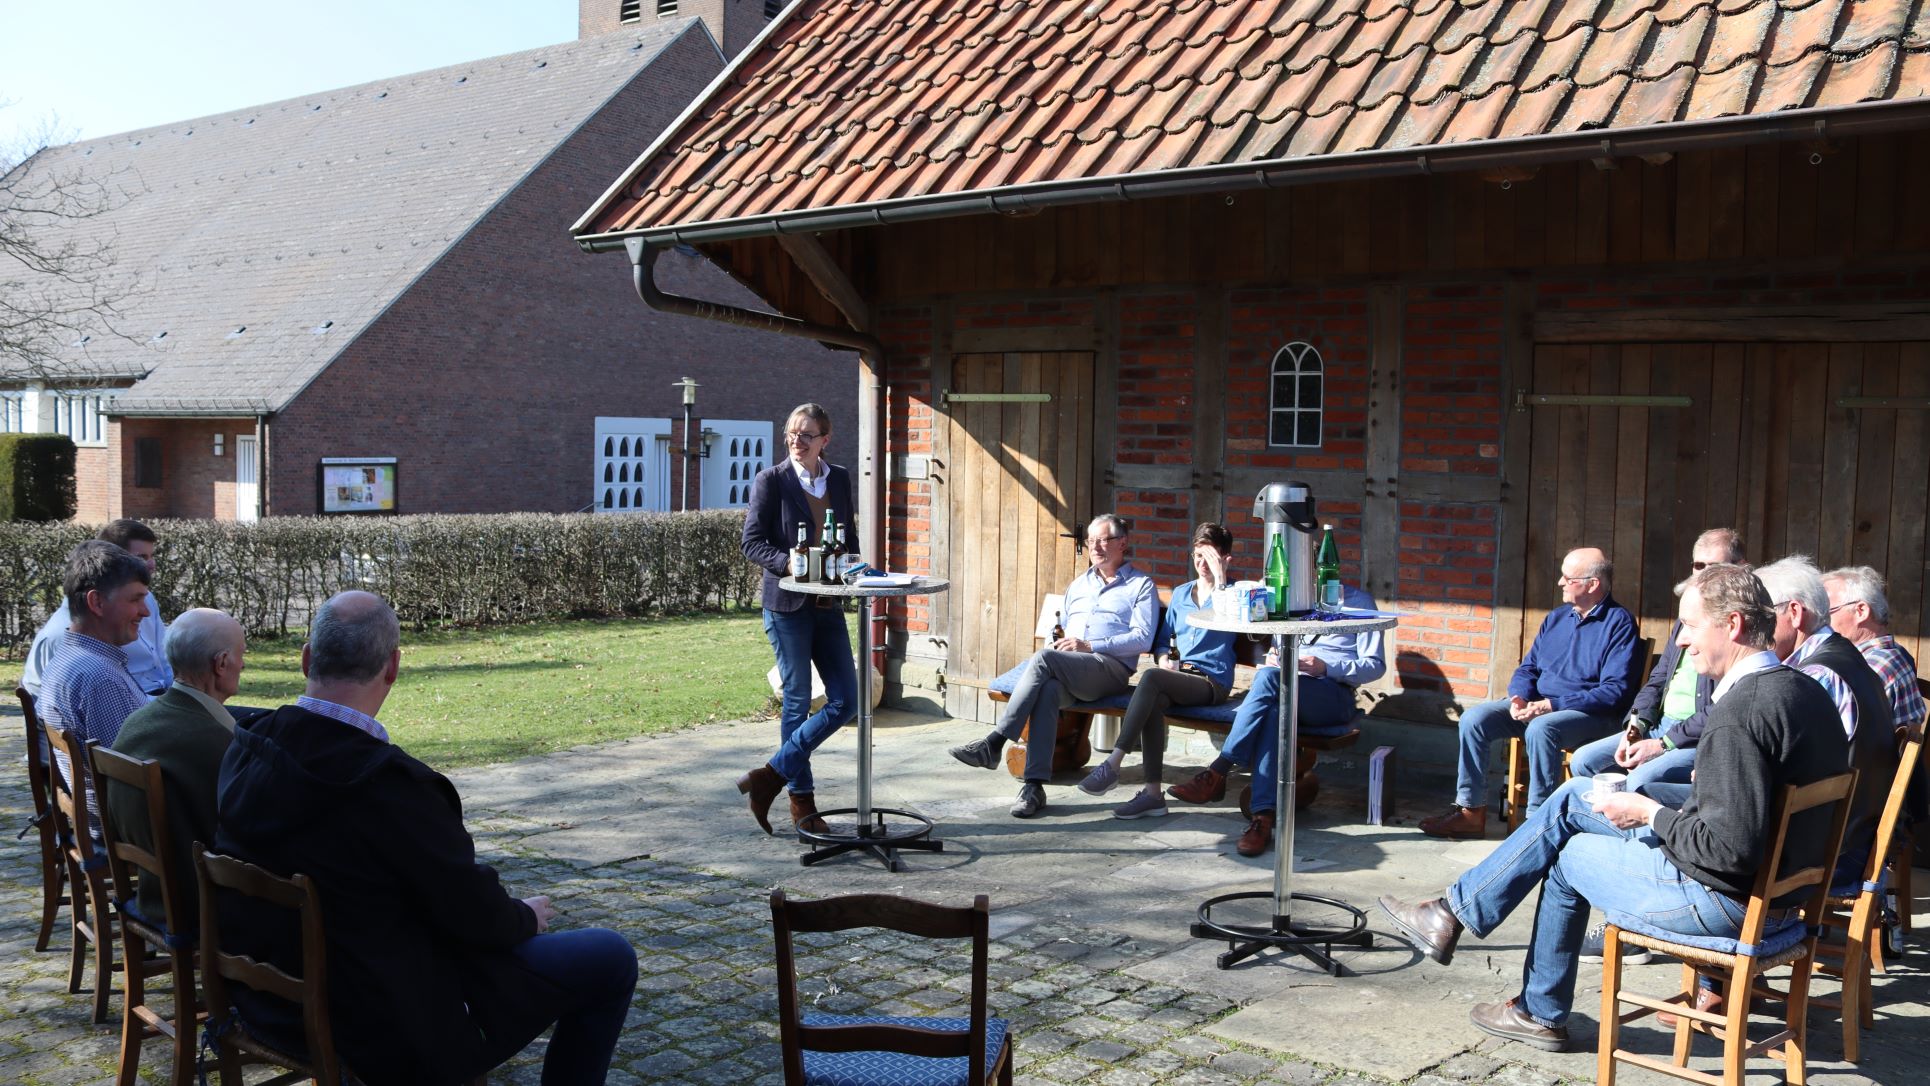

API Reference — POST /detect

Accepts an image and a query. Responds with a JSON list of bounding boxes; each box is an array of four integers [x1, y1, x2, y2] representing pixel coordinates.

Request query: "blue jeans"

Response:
[[764, 606, 857, 795], [1569, 724, 1698, 809], [1447, 778, 1745, 1027], [453, 928, 639, 1085], [1220, 667, 1356, 815], [1455, 699, 1620, 815]]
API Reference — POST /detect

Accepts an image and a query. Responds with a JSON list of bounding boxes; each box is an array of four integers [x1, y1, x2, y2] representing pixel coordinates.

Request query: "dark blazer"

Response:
[[105, 685, 233, 928], [741, 459, 857, 612], [214, 706, 557, 1086], [1627, 621, 1718, 749], [1799, 632, 1900, 875]]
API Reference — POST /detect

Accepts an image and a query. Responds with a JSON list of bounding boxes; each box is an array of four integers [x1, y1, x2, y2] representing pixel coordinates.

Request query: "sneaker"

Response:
[[1168, 767, 1227, 804], [950, 737, 999, 770], [1078, 761, 1119, 795], [1579, 922, 1652, 965], [1112, 792, 1167, 819], [1010, 782, 1047, 818]]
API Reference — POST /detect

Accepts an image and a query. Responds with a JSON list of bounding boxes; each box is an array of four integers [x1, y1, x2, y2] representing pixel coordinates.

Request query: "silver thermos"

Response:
[[1253, 481, 1319, 615]]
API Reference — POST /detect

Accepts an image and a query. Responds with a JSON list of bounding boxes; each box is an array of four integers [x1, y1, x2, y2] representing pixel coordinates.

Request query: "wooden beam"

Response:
[[1488, 282, 1537, 700], [951, 324, 1099, 354], [1364, 285, 1404, 609], [775, 233, 871, 333], [1191, 288, 1229, 522], [1534, 303, 1930, 344]]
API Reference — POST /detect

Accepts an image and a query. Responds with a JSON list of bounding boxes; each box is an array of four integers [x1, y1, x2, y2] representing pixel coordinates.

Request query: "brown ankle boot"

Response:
[[1418, 805, 1487, 840], [736, 764, 786, 835], [789, 793, 828, 835]]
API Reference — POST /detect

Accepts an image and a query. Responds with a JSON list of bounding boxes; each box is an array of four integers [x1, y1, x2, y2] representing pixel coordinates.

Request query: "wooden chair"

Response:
[[1809, 722, 1924, 1062], [771, 889, 1013, 1086], [1505, 636, 1654, 829], [92, 745, 202, 1086], [1598, 770, 1857, 1086], [16, 687, 72, 953], [44, 720, 121, 1026]]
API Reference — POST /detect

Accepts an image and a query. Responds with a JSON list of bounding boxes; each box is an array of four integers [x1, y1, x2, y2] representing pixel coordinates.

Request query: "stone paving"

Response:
[[2, 704, 1922, 1085]]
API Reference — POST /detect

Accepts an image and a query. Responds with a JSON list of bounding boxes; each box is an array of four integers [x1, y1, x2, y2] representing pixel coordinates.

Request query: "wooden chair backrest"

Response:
[[194, 845, 340, 1084], [1743, 772, 1858, 947], [16, 688, 61, 845], [1856, 723, 1926, 886], [89, 745, 185, 940], [770, 890, 992, 1086], [42, 721, 102, 869]]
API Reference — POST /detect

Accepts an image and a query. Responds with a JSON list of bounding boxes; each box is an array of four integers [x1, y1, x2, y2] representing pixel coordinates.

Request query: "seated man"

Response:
[[1379, 565, 1849, 1052], [1420, 547, 1641, 838], [1567, 529, 1740, 809], [948, 513, 1156, 818], [24, 518, 171, 697], [39, 540, 156, 829], [103, 608, 245, 929], [214, 591, 637, 1086], [1167, 580, 1385, 856], [1825, 563, 1927, 826]]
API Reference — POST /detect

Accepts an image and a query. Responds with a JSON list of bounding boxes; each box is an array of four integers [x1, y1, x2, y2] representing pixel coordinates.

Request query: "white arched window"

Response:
[[1268, 342, 1323, 448]]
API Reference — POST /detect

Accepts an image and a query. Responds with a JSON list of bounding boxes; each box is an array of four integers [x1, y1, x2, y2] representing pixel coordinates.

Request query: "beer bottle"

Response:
[[1264, 532, 1289, 619], [790, 521, 810, 580], [1316, 524, 1342, 612], [821, 516, 842, 585], [818, 508, 837, 584], [1051, 610, 1066, 642]]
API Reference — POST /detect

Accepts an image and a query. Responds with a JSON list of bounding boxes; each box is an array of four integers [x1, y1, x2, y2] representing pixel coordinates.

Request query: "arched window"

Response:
[[1268, 342, 1324, 448]]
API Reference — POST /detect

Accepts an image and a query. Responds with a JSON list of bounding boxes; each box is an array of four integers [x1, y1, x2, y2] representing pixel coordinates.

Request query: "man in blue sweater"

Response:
[[1421, 547, 1643, 839]]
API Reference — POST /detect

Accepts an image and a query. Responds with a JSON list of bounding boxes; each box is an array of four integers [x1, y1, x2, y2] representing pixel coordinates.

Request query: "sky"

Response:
[[1, 1, 578, 151]]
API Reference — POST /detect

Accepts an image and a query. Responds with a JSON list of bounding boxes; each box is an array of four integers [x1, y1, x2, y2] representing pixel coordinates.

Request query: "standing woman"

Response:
[[737, 403, 857, 835], [1078, 522, 1239, 818]]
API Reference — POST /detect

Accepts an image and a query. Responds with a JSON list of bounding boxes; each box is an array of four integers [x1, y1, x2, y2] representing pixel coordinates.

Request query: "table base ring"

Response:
[[1191, 891, 1371, 975]]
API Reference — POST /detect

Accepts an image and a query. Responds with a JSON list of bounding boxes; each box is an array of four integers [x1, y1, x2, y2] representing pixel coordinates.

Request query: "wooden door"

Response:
[[943, 351, 1094, 685], [1518, 342, 1930, 665]]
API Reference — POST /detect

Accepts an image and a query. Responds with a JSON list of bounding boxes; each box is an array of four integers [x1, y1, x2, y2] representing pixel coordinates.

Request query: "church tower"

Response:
[[579, 0, 778, 58]]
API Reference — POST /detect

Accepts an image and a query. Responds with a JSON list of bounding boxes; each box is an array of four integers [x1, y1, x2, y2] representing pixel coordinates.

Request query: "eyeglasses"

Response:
[[784, 430, 824, 443], [1556, 573, 1595, 585], [1691, 560, 1710, 571], [1827, 601, 1858, 615], [1086, 535, 1121, 546]]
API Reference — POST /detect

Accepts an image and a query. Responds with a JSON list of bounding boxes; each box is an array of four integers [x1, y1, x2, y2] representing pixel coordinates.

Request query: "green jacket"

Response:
[[104, 685, 233, 931]]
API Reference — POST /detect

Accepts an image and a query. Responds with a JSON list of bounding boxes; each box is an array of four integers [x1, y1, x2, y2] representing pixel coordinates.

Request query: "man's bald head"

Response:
[[166, 608, 245, 681], [307, 591, 401, 684], [1559, 547, 1612, 611]]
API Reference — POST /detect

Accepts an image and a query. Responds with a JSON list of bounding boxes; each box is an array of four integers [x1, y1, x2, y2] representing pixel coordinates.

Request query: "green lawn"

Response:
[[235, 612, 789, 769]]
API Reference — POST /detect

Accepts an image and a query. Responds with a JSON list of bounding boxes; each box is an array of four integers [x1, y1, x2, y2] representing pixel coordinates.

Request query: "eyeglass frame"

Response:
[[784, 429, 826, 444]]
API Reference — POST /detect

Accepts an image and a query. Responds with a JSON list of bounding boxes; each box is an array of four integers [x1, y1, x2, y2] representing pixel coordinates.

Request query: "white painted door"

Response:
[[592, 417, 672, 512], [700, 420, 774, 509], [234, 435, 259, 521]]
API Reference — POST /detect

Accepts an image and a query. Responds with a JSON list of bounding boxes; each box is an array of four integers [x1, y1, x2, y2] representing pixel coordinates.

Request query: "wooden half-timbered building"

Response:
[[575, 0, 1930, 751]]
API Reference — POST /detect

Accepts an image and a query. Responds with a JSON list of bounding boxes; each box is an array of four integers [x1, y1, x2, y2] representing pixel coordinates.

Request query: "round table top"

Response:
[[1186, 610, 1399, 636], [780, 575, 950, 599]]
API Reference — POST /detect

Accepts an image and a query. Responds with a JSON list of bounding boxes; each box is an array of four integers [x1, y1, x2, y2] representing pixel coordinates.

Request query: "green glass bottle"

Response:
[[1317, 523, 1342, 612], [1264, 531, 1289, 619], [819, 508, 838, 584]]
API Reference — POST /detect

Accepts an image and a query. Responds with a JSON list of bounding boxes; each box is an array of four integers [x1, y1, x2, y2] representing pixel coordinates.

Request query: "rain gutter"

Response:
[[626, 236, 881, 358], [576, 97, 1930, 252]]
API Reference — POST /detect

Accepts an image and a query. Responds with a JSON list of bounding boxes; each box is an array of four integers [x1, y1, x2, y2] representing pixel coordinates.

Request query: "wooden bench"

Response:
[[985, 590, 1365, 810]]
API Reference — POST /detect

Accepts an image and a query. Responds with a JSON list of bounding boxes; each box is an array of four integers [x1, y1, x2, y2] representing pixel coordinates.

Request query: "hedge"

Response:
[[0, 510, 760, 653], [0, 434, 77, 522]]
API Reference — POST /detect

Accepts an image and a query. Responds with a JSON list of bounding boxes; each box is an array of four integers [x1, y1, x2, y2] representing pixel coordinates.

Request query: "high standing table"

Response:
[[779, 575, 949, 872], [1185, 609, 1399, 974]]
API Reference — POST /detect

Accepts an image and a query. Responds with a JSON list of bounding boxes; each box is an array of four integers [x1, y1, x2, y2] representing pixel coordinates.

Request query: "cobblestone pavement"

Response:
[[2, 707, 1920, 1085]]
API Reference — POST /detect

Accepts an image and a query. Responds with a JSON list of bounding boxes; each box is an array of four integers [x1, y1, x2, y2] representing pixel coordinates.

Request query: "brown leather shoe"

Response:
[[1377, 895, 1464, 965], [1236, 811, 1275, 856], [1169, 767, 1227, 804], [1657, 987, 1723, 1029], [1470, 999, 1568, 1052], [789, 793, 828, 835], [736, 764, 786, 835], [1418, 805, 1487, 840]]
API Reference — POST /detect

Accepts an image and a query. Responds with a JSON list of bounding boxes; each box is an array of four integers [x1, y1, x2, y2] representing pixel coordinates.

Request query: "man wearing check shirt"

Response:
[[948, 513, 1156, 818]]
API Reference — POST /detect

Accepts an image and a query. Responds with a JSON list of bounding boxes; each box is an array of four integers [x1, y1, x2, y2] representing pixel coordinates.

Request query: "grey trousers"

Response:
[[1113, 667, 1228, 784], [995, 649, 1133, 781]]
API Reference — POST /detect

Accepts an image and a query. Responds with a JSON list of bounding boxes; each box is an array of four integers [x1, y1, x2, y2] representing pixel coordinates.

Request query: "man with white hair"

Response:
[[1824, 565, 1927, 735], [1755, 555, 1897, 880], [103, 608, 247, 925]]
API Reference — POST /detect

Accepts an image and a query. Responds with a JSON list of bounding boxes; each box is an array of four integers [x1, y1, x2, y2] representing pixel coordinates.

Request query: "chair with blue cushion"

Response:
[[1597, 770, 1856, 1086], [91, 745, 202, 1086], [771, 890, 1013, 1086]]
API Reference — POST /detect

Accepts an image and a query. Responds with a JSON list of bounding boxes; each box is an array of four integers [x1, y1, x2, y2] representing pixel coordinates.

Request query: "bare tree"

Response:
[[0, 112, 141, 380]]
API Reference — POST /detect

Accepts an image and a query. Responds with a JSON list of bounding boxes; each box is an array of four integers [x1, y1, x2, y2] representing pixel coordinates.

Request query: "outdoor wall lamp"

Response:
[[698, 426, 720, 458]]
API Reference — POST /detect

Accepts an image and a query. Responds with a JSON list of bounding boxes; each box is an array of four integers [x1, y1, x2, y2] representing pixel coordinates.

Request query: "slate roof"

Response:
[[4, 20, 703, 414], [578, 0, 1930, 243]]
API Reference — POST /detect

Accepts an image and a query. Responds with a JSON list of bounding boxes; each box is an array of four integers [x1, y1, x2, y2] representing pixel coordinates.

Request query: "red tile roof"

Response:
[[578, 0, 1930, 242]]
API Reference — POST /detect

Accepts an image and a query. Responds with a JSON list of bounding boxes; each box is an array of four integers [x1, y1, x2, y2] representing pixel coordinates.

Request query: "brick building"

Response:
[[2, 3, 851, 520], [574, 2, 1930, 751]]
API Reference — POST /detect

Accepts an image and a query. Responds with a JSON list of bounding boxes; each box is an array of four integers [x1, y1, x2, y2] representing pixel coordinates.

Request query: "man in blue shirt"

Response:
[[1169, 582, 1386, 855], [23, 519, 172, 697], [1420, 547, 1642, 839], [39, 540, 156, 832], [949, 513, 1157, 818]]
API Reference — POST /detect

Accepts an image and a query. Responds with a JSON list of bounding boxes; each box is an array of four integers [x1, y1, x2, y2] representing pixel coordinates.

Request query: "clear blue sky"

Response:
[[2, 1, 577, 149]]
